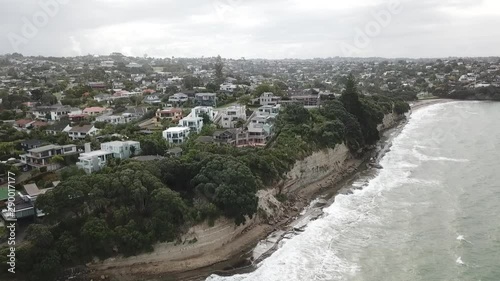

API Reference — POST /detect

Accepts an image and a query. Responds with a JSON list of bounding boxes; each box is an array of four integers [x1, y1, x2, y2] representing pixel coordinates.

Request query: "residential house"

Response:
[[83, 107, 108, 116], [179, 116, 204, 133], [45, 122, 71, 135], [290, 95, 319, 107], [100, 61, 114, 68], [190, 106, 218, 121], [31, 105, 82, 121], [220, 83, 238, 93], [113, 82, 125, 89], [101, 141, 141, 159], [219, 105, 246, 128], [213, 128, 245, 146], [123, 107, 149, 119], [67, 125, 99, 140], [163, 127, 190, 144], [14, 119, 35, 129], [76, 150, 114, 174], [126, 62, 142, 68], [111, 90, 141, 100], [166, 147, 183, 157], [94, 93, 113, 103], [20, 144, 77, 171], [67, 113, 88, 122], [260, 92, 281, 106], [77, 141, 140, 173], [156, 108, 183, 123], [95, 114, 125, 124], [144, 94, 163, 105], [245, 116, 275, 145], [0, 194, 42, 222], [168, 93, 189, 104], [88, 82, 107, 89], [20, 139, 47, 151], [195, 93, 217, 107], [23, 183, 52, 201], [256, 104, 281, 117], [31, 120, 48, 129], [121, 109, 148, 123]]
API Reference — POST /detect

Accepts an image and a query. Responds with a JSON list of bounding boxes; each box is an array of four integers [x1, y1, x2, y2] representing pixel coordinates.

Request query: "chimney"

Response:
[[84, 143, 92, 153]]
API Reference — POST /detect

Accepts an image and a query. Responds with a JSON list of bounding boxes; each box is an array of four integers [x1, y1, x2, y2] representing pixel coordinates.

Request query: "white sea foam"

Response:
[[457, 235, 472, 244], [456, 256, 466, 266], [411, 148, 470, 163], [207, 102, 478, 281]]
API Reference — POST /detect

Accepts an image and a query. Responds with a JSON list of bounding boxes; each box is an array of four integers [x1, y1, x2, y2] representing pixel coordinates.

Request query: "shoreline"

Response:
[[87, 99, 452, 281]]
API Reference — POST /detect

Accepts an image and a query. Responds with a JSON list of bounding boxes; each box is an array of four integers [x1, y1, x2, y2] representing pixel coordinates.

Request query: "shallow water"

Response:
[[207, 101, 500, 281]]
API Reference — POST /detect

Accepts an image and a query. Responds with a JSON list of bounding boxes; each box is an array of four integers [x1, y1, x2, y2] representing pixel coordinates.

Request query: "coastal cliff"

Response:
[[89, 112, 404, 280]]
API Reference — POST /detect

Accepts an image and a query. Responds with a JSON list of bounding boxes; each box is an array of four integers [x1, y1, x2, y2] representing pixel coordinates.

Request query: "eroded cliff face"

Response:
[[258, 112, 404, 221], [283, 144, 351, 194], [378, 112, 404, 132], [93, 114, 404, 275]]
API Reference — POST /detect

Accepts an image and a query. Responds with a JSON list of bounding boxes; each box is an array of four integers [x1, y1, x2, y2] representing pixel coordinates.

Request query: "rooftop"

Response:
[[181, 116, 203, 121], [83, 107, 107, 112], [46, 122, 70, 132], [69, 125, 95, 133], [29, 144, 61, 153], [79, 150, 113, 158], [196, 92, 216, 96], [165, 126, 190, 133], [24, 183, 41, 197]]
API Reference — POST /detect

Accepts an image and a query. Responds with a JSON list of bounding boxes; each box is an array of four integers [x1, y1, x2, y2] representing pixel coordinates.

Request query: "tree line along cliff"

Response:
[[0, 75, 410, 281]]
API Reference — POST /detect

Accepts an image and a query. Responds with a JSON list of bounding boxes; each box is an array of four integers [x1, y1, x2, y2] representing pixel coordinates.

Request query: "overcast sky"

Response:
[[1, 0, 499, 59]]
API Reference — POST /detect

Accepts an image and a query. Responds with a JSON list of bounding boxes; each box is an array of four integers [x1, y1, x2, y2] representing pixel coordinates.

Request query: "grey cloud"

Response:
[[0, 0, 499, 58]]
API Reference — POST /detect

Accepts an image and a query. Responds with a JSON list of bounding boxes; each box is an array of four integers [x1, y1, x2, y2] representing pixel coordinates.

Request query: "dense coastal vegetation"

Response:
[[0, 75, 410, 281], [434, 85, 500, 101]]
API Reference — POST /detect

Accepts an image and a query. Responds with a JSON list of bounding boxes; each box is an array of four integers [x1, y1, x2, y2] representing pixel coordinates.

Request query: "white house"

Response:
[[163, 127, 191, 144], [190, 106, 218, 121], [459, 73, 477, 83], [126, 62, 142, 68], [94, 94, 113, 103], [67, 125, 99, 140], [77, 150, 114, 174], [101, 141, 141, 159], [180, 116, 204, 133], [260, 92, 281, 106], [219, 105, 246, 128], [100, 61, 114, 68], [95, 114, 125, 124], [220, 83, 238, 93], [257, 104, 280, 117], [31, 105, 82, 121], [77, 141, 141, 173], [168, 93, 189, 103]]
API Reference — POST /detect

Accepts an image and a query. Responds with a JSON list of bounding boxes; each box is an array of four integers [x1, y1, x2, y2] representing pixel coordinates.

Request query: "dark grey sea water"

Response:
[[207, 101, 500, 281]]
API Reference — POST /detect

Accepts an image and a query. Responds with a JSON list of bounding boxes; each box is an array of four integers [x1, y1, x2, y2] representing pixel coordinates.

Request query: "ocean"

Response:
[[206, 101, 500, 281]]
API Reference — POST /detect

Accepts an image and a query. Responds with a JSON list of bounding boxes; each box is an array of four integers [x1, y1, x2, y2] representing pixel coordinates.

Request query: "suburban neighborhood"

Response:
[[0, 52, 499, 280]]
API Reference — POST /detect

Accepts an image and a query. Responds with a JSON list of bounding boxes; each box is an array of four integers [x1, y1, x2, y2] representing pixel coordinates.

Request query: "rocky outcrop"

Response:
[[377, 112, 404, 132]]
